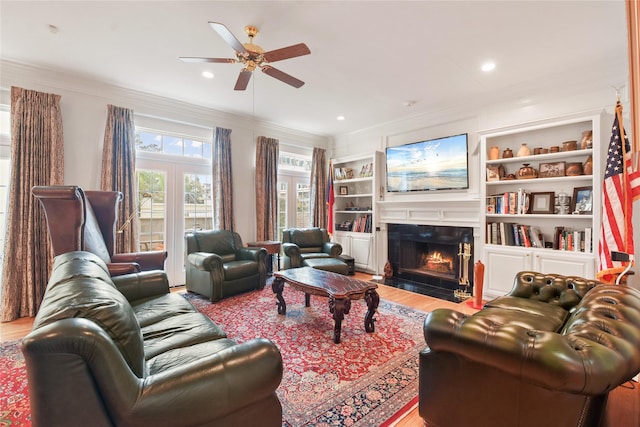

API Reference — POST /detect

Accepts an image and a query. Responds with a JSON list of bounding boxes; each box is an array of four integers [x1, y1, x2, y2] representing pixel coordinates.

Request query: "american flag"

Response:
[[597, 106, 640, 283], [327, 159, 335, 234]]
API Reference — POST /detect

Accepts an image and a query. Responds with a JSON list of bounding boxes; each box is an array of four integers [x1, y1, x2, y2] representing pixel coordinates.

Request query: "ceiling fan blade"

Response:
[[263, 43, 311, 63], [209, 22, 247, 54], [234, 69, 252, 91], [179, 57, 236, 63], [261, 65, 305, 88]]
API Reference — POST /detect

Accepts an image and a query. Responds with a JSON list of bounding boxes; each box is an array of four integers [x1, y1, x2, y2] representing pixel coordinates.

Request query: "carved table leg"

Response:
[[364, 289, 380, 333], [329, 296, 351, 344], [272, 277, 286, 315], [305, 293, 311, 307]]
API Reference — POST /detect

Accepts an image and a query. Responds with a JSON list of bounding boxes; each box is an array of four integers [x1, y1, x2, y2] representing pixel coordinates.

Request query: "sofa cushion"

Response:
[[146, 338, 238, 374], [484, 296, 570, 332], [290, 228, 324, 248], [300, 251, 330, 258], [224, 260, 259, 281], [34, 274, 145, 377], [132, 293, 200, 327], [469, 305, 568, 332], [141, 312, 228, 359], [195, 230, 237, 255]]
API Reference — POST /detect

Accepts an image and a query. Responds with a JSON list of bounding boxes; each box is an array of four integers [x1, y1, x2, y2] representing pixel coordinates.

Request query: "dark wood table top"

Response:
[[274, 267, 377, 299], [247, 240, 281, 254]]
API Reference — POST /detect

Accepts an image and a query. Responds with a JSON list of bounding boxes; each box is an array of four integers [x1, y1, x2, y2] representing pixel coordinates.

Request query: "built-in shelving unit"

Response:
[[331, 152, 382, 272], [479, 111, 607, 297]]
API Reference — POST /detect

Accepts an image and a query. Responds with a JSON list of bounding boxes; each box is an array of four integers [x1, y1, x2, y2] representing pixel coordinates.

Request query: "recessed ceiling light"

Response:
[[202, 71, 214, 79], [336, 116, 345, 121], [481, 62, 496, 72]]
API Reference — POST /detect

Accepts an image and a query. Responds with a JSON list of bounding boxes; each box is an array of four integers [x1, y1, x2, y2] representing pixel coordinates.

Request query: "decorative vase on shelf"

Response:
[[488, 146, 500, 160], [583, 155, 593, 175], [517, 163, 537, 179], [517, 143, 531, 157], [502, 148, 513, 158]]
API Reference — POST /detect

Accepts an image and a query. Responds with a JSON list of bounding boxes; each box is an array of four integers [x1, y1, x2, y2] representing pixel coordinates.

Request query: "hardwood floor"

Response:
[[1, 272, 638, 426]]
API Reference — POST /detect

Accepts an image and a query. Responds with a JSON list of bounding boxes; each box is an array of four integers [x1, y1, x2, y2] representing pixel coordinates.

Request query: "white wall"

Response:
[[0, 61, 329, 241], [331, 75, 640, 289]]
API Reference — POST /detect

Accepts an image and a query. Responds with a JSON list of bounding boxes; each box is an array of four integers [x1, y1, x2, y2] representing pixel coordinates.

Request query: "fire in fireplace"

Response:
[[386, 224, 474, 300]]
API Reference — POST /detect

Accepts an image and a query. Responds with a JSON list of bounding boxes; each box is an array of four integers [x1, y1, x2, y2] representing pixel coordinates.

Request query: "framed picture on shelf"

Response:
[[339, 186, 348, 195], [529, 191, 555, 214], [486, 165, 501, 182], [539, 161, 566, 178], [572, 186, 593, 214]]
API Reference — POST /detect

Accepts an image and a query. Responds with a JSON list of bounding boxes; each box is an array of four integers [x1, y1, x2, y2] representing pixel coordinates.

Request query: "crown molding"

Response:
[[0, 60, 329, 146]]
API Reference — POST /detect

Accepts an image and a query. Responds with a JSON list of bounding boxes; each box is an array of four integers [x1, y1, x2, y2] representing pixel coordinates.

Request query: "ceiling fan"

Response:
[[180, 22, 311, 91]]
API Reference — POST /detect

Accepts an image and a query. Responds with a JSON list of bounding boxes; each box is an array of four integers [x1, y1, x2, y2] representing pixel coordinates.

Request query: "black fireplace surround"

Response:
[[386, 224, 474, 301]]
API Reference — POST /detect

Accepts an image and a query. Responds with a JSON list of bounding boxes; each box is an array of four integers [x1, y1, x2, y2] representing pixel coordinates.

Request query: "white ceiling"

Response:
[[0, 1, 630, 137]]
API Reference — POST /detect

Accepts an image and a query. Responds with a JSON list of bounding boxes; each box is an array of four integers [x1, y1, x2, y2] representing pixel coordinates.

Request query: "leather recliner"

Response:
[[419, 271, 640, 427], [185, 229, 268, 302], [281, 227, 342, 269], [32, 185, 167, 276]]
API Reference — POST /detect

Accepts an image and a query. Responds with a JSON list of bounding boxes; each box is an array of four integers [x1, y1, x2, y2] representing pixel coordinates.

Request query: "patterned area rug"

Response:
[[0, 284, 426, 427]]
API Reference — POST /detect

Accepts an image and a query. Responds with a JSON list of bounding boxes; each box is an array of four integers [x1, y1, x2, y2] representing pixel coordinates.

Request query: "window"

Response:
[[136, 129, 212, 158], [277, 151, 311, 239]]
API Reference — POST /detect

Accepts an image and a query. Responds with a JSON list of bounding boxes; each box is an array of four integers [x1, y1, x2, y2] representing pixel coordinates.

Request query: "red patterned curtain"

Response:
[[100, 105, 138, 253], [255, 136, 279, 241], [212, 127, 235, 231], [310, 147, 327, 228], [1, 87, 64, 321]]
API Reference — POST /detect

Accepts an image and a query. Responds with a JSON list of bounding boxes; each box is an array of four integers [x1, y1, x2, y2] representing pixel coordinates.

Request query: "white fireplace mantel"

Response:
[[377, 198, 481, 228]]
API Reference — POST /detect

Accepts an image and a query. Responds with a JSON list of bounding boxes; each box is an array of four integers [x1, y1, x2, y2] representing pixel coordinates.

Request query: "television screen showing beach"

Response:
[[386, 134, 468, 192]]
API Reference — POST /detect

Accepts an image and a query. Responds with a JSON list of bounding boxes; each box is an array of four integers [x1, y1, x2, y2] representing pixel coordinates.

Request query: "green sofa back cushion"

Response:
[[34, 252, 145, 377]]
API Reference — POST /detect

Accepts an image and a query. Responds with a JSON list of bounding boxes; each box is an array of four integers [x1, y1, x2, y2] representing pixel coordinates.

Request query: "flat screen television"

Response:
[[385, 133, 469, 192]]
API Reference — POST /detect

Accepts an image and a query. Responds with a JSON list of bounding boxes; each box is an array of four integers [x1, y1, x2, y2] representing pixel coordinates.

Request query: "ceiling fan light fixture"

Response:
[[181, 22, 310, 90], [336, 115, 345, 121]]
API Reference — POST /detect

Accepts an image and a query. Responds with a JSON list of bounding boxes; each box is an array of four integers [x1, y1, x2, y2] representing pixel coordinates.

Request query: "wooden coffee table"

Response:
[[272, 267, 379, 343]]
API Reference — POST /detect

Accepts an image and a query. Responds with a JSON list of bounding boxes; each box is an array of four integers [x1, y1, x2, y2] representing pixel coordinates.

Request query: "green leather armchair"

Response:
[[185, 230, 268, 301], [281, 227, 342, 269]]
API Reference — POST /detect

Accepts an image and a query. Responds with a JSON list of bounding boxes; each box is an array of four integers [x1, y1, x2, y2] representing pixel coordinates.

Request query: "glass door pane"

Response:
[[295, 182, 310, 228], [277, 181, 288, 241], [137, 170, 166, 252], [184, 173, 213, 232]]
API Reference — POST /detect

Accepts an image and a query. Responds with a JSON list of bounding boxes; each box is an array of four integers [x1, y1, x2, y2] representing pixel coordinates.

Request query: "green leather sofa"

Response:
[[185, 229, 267, 302], [22, 251, 283, 427], [419, 271, 640, 427]]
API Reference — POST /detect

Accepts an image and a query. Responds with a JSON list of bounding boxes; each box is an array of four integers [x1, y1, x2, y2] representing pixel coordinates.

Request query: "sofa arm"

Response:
[[282, 243, 302, 267], [111, 270, 170, 302], [112, 250, 167, 271], [323, 242, 342, 258], [107, 262, 141, 276], [423, 308, 635, 395], [134, 338, 283, 425], [188, 252, 224, 271]]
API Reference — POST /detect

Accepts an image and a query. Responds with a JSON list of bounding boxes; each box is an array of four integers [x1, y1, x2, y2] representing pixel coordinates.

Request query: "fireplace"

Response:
[[386, 224, 474, 301]]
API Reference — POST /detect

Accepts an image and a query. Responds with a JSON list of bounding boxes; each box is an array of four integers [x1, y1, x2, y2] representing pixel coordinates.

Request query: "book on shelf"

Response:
[[352, 214, 372, 233], [487, 223, 591, 252], [487, 190, 530, 215]]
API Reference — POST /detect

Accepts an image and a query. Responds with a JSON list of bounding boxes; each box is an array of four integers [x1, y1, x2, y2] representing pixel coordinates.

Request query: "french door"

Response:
[[277, 172, 311, 241], [136, 157, 212, 285]]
